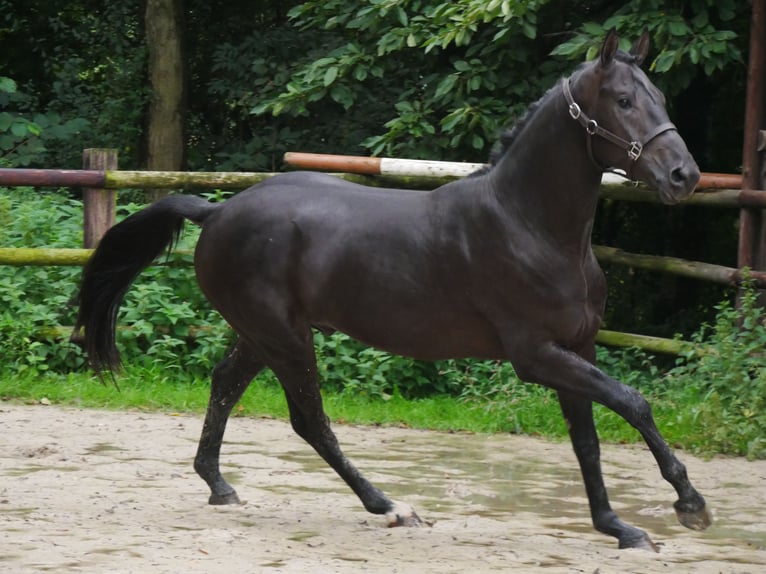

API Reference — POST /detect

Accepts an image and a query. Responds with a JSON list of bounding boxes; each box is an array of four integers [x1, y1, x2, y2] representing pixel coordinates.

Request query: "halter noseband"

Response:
[[562, 77, 677, 178]]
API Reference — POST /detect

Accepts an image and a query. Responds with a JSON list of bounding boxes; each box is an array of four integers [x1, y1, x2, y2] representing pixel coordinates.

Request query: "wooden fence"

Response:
[[0, 149, 764, 355]]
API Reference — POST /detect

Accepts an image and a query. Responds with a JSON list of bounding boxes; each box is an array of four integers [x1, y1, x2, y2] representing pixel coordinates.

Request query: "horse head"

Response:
[[565, 30, 700, 204]]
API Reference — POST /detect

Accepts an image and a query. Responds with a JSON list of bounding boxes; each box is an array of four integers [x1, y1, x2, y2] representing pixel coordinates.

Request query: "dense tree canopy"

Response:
[[0, 0, 755, 335], [0, 0, 749, 171]]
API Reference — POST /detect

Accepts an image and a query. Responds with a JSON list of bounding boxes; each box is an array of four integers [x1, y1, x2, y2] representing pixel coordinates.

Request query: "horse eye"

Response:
[[618, 97, 631, 109]]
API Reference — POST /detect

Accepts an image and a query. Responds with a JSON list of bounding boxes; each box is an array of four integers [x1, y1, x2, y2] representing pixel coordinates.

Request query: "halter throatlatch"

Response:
[[562, 77, 677, 179]]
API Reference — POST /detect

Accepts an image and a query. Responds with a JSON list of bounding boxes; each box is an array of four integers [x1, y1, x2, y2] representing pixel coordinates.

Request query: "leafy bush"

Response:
[[0, 188, 232, 377], [550, 0, 744, 95], [0, 77, 91, 168], [315, 331, 446, 399], [661, 280, 766, 459]]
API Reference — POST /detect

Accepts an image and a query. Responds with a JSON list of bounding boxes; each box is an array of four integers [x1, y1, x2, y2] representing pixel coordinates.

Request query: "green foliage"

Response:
[[252, 0, 564, 161], [0, 76, 90, 167], [0, 189, 232, 377], [0, 189, 86, 371], [0, 0, 145, 168], [550, 0, 746, 96], [248, 0, 749, 163], [0, 1, 751, 174], [661, 280, 766, 459], [315, 331, 446, 399]]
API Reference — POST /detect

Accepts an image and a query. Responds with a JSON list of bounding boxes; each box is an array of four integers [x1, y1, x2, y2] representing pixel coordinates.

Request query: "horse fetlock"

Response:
[[385, 501, 422, 528]]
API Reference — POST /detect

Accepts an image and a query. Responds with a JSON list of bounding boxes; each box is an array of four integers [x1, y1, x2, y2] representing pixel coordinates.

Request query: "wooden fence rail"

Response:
[[3, 245, 765, 290]]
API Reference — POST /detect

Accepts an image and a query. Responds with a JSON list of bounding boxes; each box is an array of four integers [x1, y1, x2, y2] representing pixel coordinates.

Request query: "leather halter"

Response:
[[562, 77, 677, 179]]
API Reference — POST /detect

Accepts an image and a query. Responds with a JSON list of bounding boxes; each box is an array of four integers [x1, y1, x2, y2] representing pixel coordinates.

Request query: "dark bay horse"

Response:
[[73, 31, 711, 550]]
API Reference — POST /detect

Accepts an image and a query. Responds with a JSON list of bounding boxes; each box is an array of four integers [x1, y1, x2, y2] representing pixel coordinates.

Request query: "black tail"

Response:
[[72, 194, 218, 377]]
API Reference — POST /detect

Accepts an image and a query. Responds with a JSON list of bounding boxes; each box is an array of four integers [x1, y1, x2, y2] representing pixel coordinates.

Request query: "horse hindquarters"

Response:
[[192, 223, 421, 524]]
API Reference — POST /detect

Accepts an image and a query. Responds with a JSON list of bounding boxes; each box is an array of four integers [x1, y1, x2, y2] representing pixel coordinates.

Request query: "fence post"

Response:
[[738, 1, 766, 269], [735, 2, 766, 314], [82, 148, 118, 248]]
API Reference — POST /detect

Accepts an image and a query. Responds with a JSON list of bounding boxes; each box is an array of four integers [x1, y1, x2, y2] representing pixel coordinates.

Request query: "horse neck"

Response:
[[489, 87, 603, 252]]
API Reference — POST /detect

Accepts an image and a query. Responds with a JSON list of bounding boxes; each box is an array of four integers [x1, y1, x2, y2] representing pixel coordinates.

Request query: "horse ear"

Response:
[[600, 29, 619, 68], [630, 31, 650, 66]]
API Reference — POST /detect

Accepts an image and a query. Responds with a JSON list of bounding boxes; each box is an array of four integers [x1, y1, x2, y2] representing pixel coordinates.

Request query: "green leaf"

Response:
[[11, 122, 29, 138], [395, 6, 408, 27], [582, 22, 604, 36], [25, 122, 42, 137], [0, 112, 12, 131], [330, 84, 354, 109], [453, 60, 470, 72], [434, 75, 458, 100], [440, 109, 466, 132], [551, 40, 584, 57], [0, 77, 16, 94], [667, 20, 690, 36], [689, 45, 700, 65], [652, 50, 676, 73], [493, 28, 510, 42], [323, 66, 339, 87]]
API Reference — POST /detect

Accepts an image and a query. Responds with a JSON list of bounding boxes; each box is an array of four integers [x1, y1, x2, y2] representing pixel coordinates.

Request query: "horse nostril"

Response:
[[671, 166, 687, 186]]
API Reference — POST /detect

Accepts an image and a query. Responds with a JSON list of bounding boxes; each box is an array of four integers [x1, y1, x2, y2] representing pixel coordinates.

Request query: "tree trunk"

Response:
[[144, 0, 185, 202]]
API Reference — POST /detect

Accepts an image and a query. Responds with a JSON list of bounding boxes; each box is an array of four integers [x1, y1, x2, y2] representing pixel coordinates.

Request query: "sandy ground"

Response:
[[1, 402, 765, 573]]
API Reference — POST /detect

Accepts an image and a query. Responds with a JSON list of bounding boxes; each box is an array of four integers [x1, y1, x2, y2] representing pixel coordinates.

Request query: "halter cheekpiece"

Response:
[[562, 77, 677, 178]]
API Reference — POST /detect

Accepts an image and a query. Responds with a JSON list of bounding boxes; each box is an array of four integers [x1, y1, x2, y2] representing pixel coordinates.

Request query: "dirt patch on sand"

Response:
[[1, 402, 765, 573]]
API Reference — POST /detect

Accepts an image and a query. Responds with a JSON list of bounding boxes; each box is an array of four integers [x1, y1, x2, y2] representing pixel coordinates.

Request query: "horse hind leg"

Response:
[[194, 340, 264, 505], [268, 331, 421, 527], [558, 391, 657, 551]]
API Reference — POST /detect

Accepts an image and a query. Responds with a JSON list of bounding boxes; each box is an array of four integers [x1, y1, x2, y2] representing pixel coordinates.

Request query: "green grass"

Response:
[[0, 365, 570, 436], [0, 363, 680, 447]]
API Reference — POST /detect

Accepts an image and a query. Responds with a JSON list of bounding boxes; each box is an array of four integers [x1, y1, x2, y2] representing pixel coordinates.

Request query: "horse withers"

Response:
[[73, 30, 710, 550]]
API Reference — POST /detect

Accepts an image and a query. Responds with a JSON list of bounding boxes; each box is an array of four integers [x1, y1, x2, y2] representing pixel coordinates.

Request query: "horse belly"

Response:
[[308, 285, 504, 361]]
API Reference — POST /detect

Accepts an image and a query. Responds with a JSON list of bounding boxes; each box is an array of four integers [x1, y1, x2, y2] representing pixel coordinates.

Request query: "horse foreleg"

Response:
[[272, 356, 421, 527], [193, 341, 264, 505], [516, 342, 710, 547], [558, 391, 657, 550]]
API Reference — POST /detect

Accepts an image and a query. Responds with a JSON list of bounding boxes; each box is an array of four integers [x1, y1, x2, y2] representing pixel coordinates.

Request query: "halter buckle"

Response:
[[568, 102, 581, 120], [627, 141, 642, 161]]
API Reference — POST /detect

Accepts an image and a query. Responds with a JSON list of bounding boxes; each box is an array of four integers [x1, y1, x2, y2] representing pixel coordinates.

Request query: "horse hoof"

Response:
[[208, 491, 242, 505], [385, 502, 422, 527], [676, 506, 712, 531], [619, 531, 658, 552]]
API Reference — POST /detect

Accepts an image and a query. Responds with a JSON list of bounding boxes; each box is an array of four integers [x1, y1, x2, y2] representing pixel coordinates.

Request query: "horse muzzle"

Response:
[[638, 131, 700, 205]]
